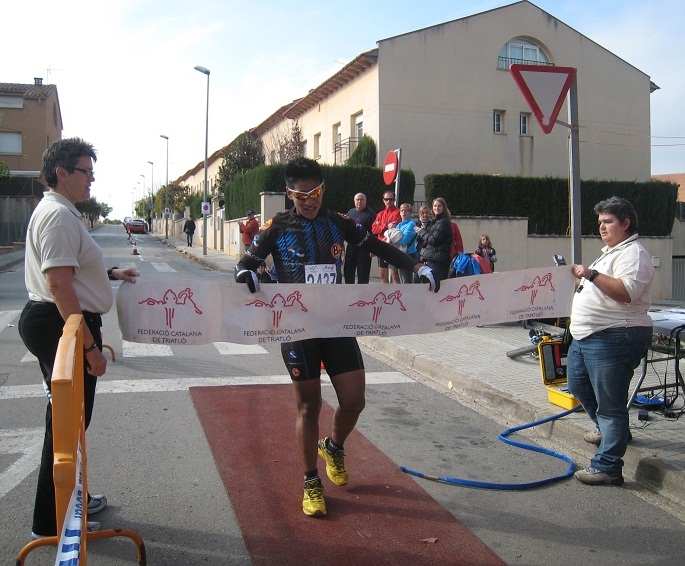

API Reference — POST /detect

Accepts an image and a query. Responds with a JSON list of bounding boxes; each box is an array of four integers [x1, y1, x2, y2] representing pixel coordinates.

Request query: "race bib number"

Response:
[[305, 264, 337, 284]]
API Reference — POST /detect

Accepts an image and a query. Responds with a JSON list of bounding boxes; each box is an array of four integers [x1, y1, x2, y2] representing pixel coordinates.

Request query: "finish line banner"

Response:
[[117, 267, 575, 346]]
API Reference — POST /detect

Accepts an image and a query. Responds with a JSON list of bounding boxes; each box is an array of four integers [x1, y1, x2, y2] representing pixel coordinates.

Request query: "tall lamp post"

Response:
[[160, 135, 169, 239], [147, 161, 154, 233], [194, 65, 210, 256], [139, 175, 145, 222]]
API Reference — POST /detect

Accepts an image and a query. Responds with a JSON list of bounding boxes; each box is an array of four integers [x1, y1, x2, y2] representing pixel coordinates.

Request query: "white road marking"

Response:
[[122, 341, 173, 357], [0, 372, 413, 400], [0, 428, 43, 499], [21, 352, 37, 362], [214, 342, 268, 355], [151, 262, 176, 272], [0, 310, 20, 334]]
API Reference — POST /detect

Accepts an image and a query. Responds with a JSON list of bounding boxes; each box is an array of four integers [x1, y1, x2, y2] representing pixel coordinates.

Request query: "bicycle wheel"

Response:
[[506, 344, 539, 359]]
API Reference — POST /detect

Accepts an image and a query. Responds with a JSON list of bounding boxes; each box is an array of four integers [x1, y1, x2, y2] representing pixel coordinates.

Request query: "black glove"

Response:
[[417, 265, 440, 293], [236, 269, 260, 293]]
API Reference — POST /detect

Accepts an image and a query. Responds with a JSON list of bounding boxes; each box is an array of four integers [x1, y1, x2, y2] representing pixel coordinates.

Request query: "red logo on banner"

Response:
[[515, 273, 557, 305], [246, 292, 308, 328], [139, 288, 203, 328], [350, 290, 407, 323]]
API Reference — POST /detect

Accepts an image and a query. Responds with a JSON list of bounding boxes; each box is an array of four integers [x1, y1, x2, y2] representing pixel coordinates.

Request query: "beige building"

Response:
[[256, 0, 654, 200], [0, 78, 62, 177]]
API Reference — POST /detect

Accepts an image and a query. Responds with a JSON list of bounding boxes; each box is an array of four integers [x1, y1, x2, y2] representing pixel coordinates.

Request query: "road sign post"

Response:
[[510, 64, 581, 263], [383, 149, 402, 205]]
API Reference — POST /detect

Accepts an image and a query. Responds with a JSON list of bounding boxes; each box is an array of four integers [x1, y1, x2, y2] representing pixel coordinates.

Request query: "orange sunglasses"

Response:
[[287, 181, 325, 201]]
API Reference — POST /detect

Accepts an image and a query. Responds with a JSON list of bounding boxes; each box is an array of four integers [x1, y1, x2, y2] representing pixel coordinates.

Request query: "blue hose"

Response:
[[400, 405, 582, 490]]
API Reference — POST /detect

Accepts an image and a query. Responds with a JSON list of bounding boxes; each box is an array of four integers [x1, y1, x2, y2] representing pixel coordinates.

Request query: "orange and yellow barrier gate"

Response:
[[17, 315, 146, 566]]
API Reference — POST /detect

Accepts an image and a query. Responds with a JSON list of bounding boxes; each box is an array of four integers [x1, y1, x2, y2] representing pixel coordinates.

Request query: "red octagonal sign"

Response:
[[383, 150, 399, 185]]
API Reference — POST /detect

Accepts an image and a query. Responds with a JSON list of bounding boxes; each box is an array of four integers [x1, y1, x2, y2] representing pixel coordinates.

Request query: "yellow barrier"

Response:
[[17, 314, 146, 565]]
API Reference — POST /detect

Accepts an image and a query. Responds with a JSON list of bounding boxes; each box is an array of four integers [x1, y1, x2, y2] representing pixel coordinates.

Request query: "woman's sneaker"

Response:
[[574, 466, 624, 486], [87, 493, 108, 515], [583, 427, 602, 446], [582, 428, 632, 446]]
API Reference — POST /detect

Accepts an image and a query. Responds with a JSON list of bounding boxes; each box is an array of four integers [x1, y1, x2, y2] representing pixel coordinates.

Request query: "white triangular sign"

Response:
[[510, 65, 576, 134]]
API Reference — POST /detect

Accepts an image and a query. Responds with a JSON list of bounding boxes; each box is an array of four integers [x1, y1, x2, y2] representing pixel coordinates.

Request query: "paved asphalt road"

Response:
[[1, 226, 683, 565]]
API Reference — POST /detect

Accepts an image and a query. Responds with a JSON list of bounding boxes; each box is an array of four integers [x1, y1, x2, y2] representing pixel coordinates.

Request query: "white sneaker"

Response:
[[88, 493, 108, 515]]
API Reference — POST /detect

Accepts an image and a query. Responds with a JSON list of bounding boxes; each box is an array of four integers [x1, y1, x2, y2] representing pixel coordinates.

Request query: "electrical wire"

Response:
[[400, 406, 582, 490]]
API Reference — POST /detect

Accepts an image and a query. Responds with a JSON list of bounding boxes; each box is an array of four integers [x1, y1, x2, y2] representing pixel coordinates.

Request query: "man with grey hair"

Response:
[[344, 193, 376, 284]]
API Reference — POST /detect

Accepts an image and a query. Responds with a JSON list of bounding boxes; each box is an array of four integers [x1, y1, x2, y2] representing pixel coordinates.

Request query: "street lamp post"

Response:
[[160, 135, 169, 240], [139, 174, 145, 225], [147, 161, 154, 233], [194, 65, 210, 256]]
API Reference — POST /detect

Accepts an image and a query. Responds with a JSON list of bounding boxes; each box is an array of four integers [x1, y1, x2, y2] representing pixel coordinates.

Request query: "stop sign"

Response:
[[383, 150, 398, 185]]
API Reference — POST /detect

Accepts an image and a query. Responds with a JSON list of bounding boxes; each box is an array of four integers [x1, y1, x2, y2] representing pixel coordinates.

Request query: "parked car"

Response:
[[126, 218, 147, 234]]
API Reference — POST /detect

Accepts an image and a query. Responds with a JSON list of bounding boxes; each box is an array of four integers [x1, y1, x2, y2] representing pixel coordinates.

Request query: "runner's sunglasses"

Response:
[[287, 181, 325, 201]]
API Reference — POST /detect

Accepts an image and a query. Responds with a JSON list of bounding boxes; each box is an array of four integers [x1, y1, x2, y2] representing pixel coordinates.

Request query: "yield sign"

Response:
[[510, 65, 576, 134]]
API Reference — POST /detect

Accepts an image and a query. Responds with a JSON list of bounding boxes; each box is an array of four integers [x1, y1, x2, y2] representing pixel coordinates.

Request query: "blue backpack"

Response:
[[449, 253, 482, 278]]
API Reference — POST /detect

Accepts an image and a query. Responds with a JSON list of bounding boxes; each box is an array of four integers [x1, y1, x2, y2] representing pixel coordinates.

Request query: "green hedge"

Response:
[[225, 164, 415, 219], [424, 173, 678, 236]]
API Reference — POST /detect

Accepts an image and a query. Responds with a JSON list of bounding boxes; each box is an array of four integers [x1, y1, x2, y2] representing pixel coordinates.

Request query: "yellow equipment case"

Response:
[[538, 339, 580, 410]]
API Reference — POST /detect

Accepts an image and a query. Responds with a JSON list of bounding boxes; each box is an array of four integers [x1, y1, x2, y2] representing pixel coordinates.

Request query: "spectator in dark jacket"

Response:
[[344, 193, 376, 284], [415, 197, 453, 281]]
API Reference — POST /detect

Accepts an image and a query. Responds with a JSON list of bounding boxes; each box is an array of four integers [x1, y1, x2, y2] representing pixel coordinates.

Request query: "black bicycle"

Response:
[[505, 327, 564, 359]]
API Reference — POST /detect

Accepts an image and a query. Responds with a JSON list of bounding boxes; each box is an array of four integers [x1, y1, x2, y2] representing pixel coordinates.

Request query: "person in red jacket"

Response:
[[371, 190, 401, 283], [239, 210, 260, 253]]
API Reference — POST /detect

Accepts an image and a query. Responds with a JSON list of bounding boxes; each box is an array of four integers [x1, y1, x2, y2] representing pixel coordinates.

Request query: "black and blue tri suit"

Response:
[[235, 207, 419, 380]]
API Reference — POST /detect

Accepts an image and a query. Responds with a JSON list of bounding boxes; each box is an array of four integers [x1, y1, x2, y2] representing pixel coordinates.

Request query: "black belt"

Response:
[[29, 300, 102, 326]]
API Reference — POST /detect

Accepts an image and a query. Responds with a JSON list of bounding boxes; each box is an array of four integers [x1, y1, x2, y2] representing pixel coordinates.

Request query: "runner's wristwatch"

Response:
[[589, 269, 599, 282]]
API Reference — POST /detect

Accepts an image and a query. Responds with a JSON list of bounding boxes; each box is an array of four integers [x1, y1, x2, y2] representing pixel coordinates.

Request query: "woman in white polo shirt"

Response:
[[19, 138, 138, 539], [568, 196, 654, 487]]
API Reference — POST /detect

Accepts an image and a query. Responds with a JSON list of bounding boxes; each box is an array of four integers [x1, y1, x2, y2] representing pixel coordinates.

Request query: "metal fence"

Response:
[[0, 196, 36, 247], [673, 256, 685, 302]]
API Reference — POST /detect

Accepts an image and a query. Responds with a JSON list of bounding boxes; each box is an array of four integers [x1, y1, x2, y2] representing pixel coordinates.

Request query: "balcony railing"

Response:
[[333, 137, 360, 165], [497, 57, 554, 71]]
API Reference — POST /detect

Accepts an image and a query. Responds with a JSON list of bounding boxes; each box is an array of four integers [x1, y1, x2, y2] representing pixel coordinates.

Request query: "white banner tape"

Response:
[[55, 441, 84, 566], [116, 267, 574, 346]]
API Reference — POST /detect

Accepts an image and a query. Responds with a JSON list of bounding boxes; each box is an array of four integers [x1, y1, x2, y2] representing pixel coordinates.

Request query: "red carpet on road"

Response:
[[190, 384, 505, 566]]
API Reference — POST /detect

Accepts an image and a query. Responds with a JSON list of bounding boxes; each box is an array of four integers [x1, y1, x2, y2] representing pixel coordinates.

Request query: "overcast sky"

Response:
[[4, 0, 683, 220]]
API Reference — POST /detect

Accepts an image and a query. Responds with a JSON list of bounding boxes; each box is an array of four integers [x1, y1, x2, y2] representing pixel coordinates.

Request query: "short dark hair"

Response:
[[284, 157, 323, 189], [594, 196, 638, 235], [42, 137, 97, 188]]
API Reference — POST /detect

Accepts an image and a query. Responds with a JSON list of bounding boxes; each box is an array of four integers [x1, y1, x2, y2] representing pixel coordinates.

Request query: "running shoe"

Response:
[[302, 477, 326, 517], [317, 437, 348, 486], [87, 493, 108, 515]]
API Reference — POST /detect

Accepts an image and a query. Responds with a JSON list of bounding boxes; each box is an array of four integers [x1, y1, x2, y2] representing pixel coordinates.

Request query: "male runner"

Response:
[[235, 157, 438, 516]]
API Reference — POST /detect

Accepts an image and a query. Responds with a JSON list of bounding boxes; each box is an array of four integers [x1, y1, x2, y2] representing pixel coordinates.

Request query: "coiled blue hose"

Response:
[[400, 405, 582, 490]]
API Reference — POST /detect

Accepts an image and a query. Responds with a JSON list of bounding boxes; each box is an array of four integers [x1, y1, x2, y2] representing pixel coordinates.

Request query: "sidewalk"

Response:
[[5, 235, 684, 511]]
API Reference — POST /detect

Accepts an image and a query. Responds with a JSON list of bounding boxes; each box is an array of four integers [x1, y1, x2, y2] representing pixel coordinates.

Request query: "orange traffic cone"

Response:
[[131, 242, 139, 255]]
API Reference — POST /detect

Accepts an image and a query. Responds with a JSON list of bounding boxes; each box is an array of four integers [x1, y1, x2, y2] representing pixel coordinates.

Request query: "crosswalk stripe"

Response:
[[214, 342, 268, 355], [151, 262, 176, 272], [122, 340, 174, 357], [0, 428, 43, 499], [0, 310, 20, 334], [0, 372, 413, 400]]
